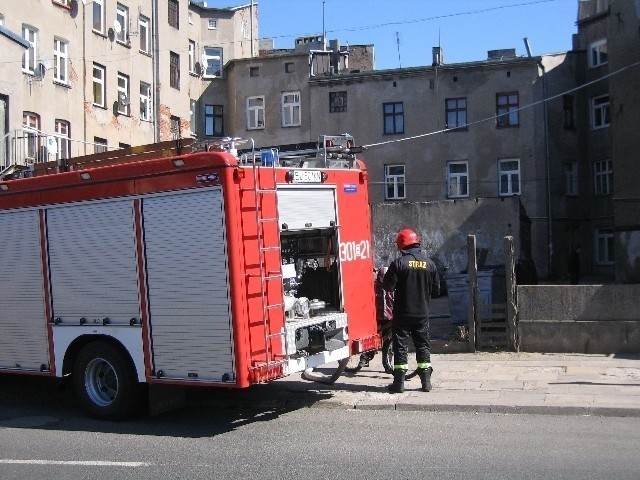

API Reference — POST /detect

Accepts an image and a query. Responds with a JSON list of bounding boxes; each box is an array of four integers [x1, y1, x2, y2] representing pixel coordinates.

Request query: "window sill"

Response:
[[383, 132, 404, 135], [93, 104, 108, 110], [445, 126, 468, 132], [116, 40, 132, 49], [499, 193, 521, 197], [53, 80, 71, 89], [282, 124, 301, 128], [92, 30, 108, 38], [385, 198, 407, 202], [51, 0, 71, 10], [592, 125, 610, 131], [448, 195, 470, 199], [247, 127, 265, 131], [139, 50, 152, 58]]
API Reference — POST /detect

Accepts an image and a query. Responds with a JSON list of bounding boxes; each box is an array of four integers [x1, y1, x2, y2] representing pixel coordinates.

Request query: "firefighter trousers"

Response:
[[392, 315, 430, 367]]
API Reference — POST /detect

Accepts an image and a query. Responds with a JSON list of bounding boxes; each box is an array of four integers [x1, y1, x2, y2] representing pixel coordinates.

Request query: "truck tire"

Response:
[[73, 341, 143, 420]]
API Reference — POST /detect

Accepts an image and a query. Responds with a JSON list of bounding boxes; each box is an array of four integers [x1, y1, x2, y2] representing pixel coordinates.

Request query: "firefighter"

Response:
[[383, 228, 440, 393]]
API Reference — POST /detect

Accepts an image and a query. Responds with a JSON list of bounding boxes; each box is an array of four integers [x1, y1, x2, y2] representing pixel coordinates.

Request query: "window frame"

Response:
[[329, 91, 347, 113], [169, 51, 180, 90], [595, 228, 614, 265], [53, 37, 68, 84], [445, 97, 467, 130], [139, 81, 152, 121], [383, 102, 404, 135], [203, 46, 223, 78], [565, 161, 578, 196], [92, 63, 106, 108], [54, 119, 70, 161], [208, 18, 217, 30], [188, 40, 196, 74], [384, 164, 406, 200], [563, 94, 575, 129], [246, 96, 265, 130], [496, 92, 519, 128], [94, 136, 108, 154], [589, 39, 608, 68], [498, 158, 521, 196], [93, 0, 105, 34], [22, 25, 38, 74], [117, 72, 130, 116], [593, 159, 613, 196], [116, 3, 129, 45], [447, 161, 469, 198], [591, 94, 610, 129], [205, 104, 224, 137], [168, 0, 179, 29], [281, 91, 301, 127], [139, 15, 150, 54], [23, 112, 41, 160]]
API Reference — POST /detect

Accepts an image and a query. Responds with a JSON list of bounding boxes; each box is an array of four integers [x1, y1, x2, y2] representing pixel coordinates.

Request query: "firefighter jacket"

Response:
[[383, 247, 440, 320]]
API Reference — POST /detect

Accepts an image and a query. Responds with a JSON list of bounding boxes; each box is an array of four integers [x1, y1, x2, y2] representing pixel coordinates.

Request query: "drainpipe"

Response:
[[152, 0, 160, 142]]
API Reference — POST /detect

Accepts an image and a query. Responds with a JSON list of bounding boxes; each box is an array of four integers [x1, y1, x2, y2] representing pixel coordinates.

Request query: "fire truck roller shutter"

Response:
[[142, 188, 235, 382], [0, 210, 49, 371], [47, 200, 141, 327], [277, 188, 336, 230]]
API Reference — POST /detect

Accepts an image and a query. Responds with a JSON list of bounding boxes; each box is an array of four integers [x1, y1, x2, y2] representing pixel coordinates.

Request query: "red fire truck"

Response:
[[0, 135, 379, 419]]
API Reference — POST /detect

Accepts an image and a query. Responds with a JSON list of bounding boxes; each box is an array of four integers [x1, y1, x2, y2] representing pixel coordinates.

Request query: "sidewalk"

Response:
[[190, 352, 640, 417]]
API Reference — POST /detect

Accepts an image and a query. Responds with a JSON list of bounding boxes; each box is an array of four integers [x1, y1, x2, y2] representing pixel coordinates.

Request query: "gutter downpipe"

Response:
[[152, 0, 160, 142], [540, 59, 553, 277]]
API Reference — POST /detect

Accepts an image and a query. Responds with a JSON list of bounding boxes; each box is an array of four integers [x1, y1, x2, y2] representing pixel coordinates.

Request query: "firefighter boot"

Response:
[[387, 370, 406, 393], [418, 366, 433, 392]]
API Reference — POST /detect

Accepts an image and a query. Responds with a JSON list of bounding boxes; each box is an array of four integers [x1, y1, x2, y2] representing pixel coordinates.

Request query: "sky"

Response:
[[256, 0, 579, 70]]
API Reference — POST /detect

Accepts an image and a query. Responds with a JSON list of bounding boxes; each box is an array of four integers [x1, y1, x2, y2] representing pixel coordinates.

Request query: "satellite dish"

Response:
[[113, 20, 122, 34], [41, 55, 52, 70], [46, 136, 59, 156]]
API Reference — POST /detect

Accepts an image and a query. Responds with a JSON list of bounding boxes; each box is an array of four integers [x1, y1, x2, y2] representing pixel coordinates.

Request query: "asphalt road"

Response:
[[1, 376, 639, 480]]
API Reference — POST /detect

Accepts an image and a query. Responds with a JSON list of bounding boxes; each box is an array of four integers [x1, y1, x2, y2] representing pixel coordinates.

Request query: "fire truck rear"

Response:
[[0, 135, 379, 419]]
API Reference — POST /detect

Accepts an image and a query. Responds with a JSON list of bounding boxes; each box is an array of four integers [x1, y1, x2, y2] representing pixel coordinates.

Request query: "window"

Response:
[[53, 0, 70, 6], [563, 95, 575, 129], [447, 161, 469, 198], [596, 0, 608, 14], [242, 20, 250, 39], [595, 228, 614, 265], [445, 97, 467, 129], [94, 137, 108, 154], [119, 143, 130, 150], [594, 159, 612, 195], [203, 47, 222, 77], [385, 164, 406, 200], [205, 104, 224, 137], [169, 51, 180, 89], [188, 40, 196, 73], [117, 73, 130, 115], [589, 39, 608, 68], [170, 115, 180, 138], [54, 119, 70, 161], [139, 16, 150, 54], [116, 3, 129, 44], [591, 94, 610, 129], [140, 82, 152, 121], [188, 12, 193, 24], [249, 66, 260, 77], [383, 102, 404, 134], [22, 25, 37, 74], [565, 161, 578, 196], [282, 91, 301, 127], [498, 158, 521, 196], [53, 38, 68, 84], [496, 92, 519, 127], [285, 62, 295, 73], [23, 112, 40, 160], [168, 0, 179, 29], [189, 99, 197, 136], [246, 96, 265, 129], [208, 19, 217, 29], [92, 63, 106, 107], [330, 91, 347, 113], [93, 0, 105, 33]]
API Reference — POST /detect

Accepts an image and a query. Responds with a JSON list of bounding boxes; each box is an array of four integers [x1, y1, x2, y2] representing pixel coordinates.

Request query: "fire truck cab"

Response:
[[0, 135, 379, 419]]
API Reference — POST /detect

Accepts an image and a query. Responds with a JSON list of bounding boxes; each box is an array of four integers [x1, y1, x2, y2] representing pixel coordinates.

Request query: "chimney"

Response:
[[432, 47, 443, 66]]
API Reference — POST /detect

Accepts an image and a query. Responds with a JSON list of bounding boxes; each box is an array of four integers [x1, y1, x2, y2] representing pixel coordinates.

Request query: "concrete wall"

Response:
[[371, 197, 522, 273], [517, 285, 640, 354]]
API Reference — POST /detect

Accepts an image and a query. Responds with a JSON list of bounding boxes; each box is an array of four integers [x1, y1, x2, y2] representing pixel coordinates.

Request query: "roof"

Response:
[[0, 25, 30, 49], [188, 1, 255, 12]]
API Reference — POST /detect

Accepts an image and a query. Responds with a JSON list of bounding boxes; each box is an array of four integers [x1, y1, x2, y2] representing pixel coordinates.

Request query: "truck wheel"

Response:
[[73, 341, 143, 420]]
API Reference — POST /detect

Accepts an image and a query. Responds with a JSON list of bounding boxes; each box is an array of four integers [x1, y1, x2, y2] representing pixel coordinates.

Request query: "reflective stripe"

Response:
[[393, 364, 409, 371], [417, 362, 431, 369]]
